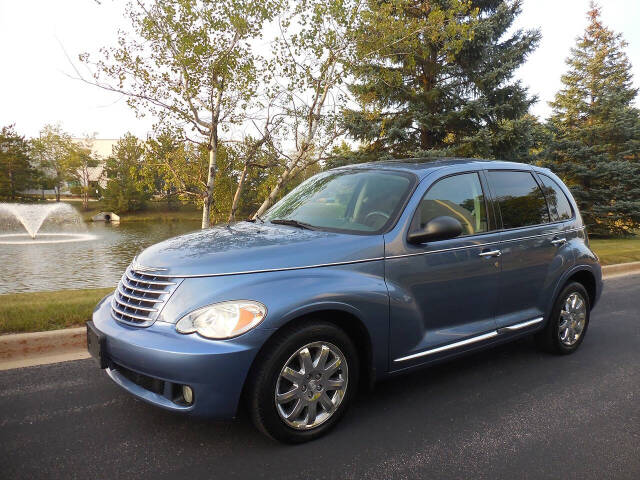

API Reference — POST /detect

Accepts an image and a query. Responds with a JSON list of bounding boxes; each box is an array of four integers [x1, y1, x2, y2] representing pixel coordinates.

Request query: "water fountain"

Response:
[[0, 203, 96, 244]]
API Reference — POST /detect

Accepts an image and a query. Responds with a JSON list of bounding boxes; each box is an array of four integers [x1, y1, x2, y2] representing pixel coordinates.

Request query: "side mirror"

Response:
[[407, 215, 463, 244]]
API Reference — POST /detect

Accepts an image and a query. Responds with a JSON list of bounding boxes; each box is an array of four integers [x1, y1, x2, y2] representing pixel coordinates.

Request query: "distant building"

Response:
[[25, 138, 119, 197], [72, 138, 119, 188]]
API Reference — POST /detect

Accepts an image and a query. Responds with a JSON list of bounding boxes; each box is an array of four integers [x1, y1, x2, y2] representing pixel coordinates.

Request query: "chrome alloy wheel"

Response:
[[558, 292, 587, 346], [275, 341, 348, 430]]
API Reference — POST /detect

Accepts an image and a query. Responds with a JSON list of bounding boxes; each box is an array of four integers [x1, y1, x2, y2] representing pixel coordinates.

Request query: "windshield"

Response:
[[263, 169, 415, 234]]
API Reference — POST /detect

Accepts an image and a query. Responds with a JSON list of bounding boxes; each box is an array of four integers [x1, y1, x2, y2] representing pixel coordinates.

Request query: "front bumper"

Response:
[[91, 295, 273, 419]]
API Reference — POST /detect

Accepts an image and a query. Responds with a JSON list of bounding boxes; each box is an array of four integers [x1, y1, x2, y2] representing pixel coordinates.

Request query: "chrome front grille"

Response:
[[111, 266, 180, 327]]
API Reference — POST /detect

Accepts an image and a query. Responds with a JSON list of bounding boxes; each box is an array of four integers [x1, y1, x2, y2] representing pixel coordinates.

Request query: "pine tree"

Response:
[[342, 0, 540, 161], [544, 3, 640, 236], [0, 125, 35, 200]]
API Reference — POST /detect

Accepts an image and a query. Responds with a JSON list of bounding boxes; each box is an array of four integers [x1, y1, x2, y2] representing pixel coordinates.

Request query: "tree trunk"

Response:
[[201, 141, 218, 229], [228, 163, 249, 222], [55, 185, 60, 202], [253, 165, 295, 218], [201, 192, 211, 228], [420, 125, 431, 150], [9, 170, 15, 200]]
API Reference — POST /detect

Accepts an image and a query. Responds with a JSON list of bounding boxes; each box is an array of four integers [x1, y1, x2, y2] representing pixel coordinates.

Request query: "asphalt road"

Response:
[[1, 274, 639, 480]]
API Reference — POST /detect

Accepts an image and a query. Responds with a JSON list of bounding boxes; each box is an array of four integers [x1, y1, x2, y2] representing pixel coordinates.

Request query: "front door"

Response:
[[386, 171, 501, 370]]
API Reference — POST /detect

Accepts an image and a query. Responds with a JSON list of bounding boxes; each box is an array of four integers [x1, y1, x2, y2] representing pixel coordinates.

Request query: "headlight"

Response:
[[175, 300, 267, 339]]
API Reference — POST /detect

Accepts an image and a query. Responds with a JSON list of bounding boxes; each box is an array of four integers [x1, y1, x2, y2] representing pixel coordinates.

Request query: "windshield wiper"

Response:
[[246, 213, 265, 223], [269, 218, 318, 230]]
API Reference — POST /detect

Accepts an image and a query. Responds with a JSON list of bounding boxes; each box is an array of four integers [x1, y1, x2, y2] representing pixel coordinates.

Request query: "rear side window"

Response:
[[415, 172, 488, 236], [539, 174, 573, 221], [487, 171, 550, 229]]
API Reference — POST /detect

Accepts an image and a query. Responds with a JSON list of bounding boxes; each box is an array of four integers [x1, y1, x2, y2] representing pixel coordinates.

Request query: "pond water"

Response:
[[0, 221, 200, 294]]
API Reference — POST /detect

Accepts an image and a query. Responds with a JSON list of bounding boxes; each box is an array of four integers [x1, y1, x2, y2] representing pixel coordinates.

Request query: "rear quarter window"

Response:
[[539, 174, 574, 221]]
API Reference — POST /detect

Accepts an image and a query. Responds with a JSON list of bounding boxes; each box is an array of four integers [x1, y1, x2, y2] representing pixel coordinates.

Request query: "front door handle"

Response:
[[479, 249, 501, 258], [551, 237, 567, 246]]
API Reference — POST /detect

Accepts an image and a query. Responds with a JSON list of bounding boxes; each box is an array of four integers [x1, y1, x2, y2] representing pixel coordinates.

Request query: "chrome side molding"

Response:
[[478, 249, 501, 257], [394, 331, 499, 362], [394, 316, 544, 363], [497, 317, 544, 333]]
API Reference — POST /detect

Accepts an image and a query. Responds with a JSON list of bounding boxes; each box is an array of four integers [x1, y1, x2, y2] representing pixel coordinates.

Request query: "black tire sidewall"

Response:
[[249, 321, 359, 443]]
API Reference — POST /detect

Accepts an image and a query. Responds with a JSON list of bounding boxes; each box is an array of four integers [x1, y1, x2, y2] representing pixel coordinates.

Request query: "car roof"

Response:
[[334, 157, 549, 179]]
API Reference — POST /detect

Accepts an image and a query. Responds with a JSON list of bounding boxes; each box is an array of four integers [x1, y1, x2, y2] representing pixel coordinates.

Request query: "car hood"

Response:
[[133, 222, 384, 277]]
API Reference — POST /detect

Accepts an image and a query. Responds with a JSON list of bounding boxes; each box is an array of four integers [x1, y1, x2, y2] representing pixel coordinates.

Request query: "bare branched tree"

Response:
[[252, 0, 362, 218], [78, 0, 279, 228]]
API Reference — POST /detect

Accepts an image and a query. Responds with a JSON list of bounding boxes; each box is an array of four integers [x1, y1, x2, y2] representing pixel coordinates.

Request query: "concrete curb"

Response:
[[0, 327, 89, 371], [1, 262, 639, 371], [601, 261, 640, 279]]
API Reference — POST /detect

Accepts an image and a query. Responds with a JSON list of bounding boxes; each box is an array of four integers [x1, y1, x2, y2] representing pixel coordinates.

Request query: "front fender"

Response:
[[160, 260, 389, 379]]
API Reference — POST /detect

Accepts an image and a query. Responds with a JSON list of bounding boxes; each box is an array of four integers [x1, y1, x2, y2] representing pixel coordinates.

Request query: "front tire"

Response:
[[246, 320, 359, 443], [536, 282, 590, 354]]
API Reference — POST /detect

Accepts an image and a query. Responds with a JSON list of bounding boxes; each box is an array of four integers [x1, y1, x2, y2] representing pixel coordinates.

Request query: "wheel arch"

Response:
[[548, 265, 599, 321], [567, 269, 597, 309], [242, 305, 375, 405]]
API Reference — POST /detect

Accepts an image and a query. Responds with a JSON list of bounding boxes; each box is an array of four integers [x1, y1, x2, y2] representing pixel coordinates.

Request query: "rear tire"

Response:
[[246, 319, 359, 443], [536, 282, 590, 354]]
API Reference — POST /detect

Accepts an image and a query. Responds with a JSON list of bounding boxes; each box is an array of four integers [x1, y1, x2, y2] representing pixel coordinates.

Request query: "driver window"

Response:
[[353, 173, 411, 230], [414, 172, 488, 236]]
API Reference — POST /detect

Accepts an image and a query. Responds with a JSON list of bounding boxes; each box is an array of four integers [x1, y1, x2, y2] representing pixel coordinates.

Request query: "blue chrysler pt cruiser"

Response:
[[87, 158, 602, 443]]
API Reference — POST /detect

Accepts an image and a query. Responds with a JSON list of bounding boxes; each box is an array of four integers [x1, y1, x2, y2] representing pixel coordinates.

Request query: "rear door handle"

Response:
[[551, 237, 567, 246], [479, 249, 501, 258]]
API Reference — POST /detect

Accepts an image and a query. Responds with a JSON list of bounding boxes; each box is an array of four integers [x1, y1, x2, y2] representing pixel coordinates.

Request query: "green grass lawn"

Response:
[[590, 237, 640, 266], [0, 288, 113, 334], [0, 236, 638, 335]]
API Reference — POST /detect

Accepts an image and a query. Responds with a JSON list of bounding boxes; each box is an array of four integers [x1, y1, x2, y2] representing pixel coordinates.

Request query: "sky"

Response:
[[1, 0, 639, 140]]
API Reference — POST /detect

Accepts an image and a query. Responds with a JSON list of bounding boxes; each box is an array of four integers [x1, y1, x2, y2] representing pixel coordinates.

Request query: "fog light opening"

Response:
[[182, 385, 194, 405]]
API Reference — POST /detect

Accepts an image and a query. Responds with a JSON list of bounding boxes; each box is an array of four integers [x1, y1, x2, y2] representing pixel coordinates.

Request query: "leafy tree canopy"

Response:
[[103, 134, 151, 213], [81, 0, 281, 227], [30, 124, 77, 201]]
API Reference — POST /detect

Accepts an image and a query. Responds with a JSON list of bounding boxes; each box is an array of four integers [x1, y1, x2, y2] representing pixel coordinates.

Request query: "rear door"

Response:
[[485, 169, 567, 328]]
